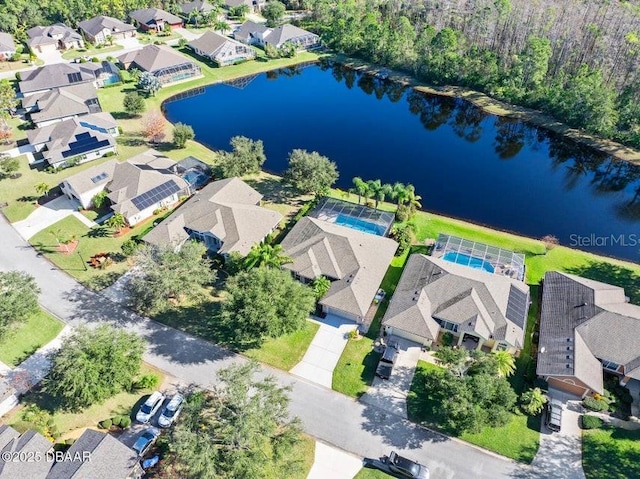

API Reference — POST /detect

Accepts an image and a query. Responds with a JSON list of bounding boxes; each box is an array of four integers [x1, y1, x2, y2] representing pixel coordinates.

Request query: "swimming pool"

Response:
[[442, 251, 495, 273], [102, 74, 121, 86], [334, 214, 386, 236], [182, 168, 208, 188]]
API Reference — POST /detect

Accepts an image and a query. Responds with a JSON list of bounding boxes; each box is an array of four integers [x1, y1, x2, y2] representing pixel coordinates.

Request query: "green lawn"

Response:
[[7, 363, 165, 439], [29, 214, 158, 290], [407, 361, 540, 463], [245, 320, 320, 371], [0, 309, 64, 366], [354, 468, 393, 478], [61, 45, 123, 60], [332, 336, 381, 397], [582, 426, 640, 479]]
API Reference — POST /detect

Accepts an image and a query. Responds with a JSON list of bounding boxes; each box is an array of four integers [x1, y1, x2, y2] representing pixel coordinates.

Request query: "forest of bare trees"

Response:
[[303, 0, 640, 148]]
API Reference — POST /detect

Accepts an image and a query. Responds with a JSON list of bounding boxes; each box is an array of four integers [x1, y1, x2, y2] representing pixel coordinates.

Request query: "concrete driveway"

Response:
[[173, 28, 201, 42], [529, 390, 585, 479], [307, 441, 363, 479], [360, 338, 421, 418], [290, 315, 357, 388], [36, 49, 64, 65], [12, 196, 96, 240]]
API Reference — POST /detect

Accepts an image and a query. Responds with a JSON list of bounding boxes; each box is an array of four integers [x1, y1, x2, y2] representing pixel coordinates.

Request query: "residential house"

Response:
[[233, 21, 319, 50], [537, 271, 640, 398], [26, 23, 84, 53], [128, 8, 183, 32], [78, 15, 137, 45], [144, 177, 282, 256], [181, 0, 217, 23], [0, 32, 16, 60], [27, 112, 118, 168], [0, 426, 52, 479], [18, 62, 120, 97], [224, 0, 265, 13], [22, 84, 101, 127], [47, 429, 141, 479], [280, 216, 397, 323], [188, 31, 255, 66], [118, 44, 201, 85], [61, 149, 191, 225], [381, 253, 530, 352]]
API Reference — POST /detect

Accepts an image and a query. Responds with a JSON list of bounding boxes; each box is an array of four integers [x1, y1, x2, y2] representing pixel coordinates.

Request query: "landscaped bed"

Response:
[[582, 425, 640, 479], [407, 361, 540, 463], [0, 309, 63, 366]]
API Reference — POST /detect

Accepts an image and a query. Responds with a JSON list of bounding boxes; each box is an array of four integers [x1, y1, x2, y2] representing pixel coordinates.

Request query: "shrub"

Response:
[[111, 416, 122, 427], [121, 239, 138, 257], [91, 57, 100, 63], [348, 329, 359, 340], [134, 373, 160, 390], [173, 122, 195, 148], [583, 396, 609, 412], [581, 415, 604, 429], [442, 332, 454, 347], [99, 419, 112, 429], [395, 204, 411, 222], [121, 416, 132, 428]]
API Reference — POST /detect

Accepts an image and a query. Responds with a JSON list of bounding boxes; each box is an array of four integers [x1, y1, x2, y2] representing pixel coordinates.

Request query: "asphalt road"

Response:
[[0, 214, 528, 478]]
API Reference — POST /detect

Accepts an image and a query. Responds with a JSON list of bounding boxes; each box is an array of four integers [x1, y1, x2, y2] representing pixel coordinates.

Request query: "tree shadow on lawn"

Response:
[[245, 175, 309, 209], [86, 226, 111, 238], [566, 260, 640, 304], [117, 134, 146, 148]]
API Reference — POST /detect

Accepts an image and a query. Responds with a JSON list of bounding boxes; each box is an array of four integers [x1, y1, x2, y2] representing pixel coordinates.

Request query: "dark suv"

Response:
[[545, 398, 563, 432], [376, 339, 399, 379], [363, 451, 430, 479]]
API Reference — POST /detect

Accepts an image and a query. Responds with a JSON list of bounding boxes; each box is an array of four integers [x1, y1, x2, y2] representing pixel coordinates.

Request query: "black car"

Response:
[[545, 398, 563, 432], [363, 451, 430, 479], [376, 339, 399, 379]]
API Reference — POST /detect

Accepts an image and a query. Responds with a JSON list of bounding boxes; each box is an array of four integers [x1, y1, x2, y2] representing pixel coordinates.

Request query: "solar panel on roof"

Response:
[[79, 121, 109, 134], [62, 135, 111, 158], [131, 180, 181, 211], [506, 286, 529, 328], [90, 172, 109, 183], [67, 72, 83, 83]]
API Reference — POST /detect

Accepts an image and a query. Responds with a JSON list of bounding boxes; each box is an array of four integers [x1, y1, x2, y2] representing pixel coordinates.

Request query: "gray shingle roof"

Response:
[[232, 21, 268, 43], [281, 216, 397, 319], [78, 15, 136, 37], [382, 254, 529, 347], [181, 0, 216, 15], [144, 177, 282, 256], [264, 24, 318, 48], [129, 8, 183, 27], [46, 429, 138, 479], [26, 23, 82, 47], [0, 429, 52, 479], [24, 84, 100, 124], [0, 426, 19, 452], [537, 271, 640, 394], [188, 30, 247, 56], [18, 63, 101, 95], [118, 44, 194, 73], [0, 32, 15, 52]]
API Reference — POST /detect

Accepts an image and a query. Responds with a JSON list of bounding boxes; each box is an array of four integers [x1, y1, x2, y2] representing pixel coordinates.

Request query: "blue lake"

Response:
[[164, 62, 640, 262]]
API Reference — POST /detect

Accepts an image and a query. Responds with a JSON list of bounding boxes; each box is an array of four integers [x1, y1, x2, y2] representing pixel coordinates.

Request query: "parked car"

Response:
[[158, 393, 184, 428], [132, 427, 160, 457], [545, 398, 563, 432], [363, 451, 430, 479], [136, 391, 165, 424], [376, 339, 399, 379]]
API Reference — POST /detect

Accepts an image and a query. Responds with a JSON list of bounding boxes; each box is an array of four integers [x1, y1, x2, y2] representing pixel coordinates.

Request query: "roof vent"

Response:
[[567, 346, 573, 351], [540, 347, 546, 354], [566, 338, 572, 343], [565, 364, 571, 369], [574, 302, 588, 308], [566, 355, 572, 360]]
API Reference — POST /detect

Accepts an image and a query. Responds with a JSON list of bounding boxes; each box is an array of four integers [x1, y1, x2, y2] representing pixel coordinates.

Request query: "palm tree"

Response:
[[35, 182, 50, 198], [493, 350, 516, 377], [243, 242, 292, 270], [520, 387, 547, 416], [391, 182, 408, 205], [105, 212, 126, 234], [406, 184, 422, 211], [214, 20, 231, 35], [367, 179, 389, 210], [311, 275, 331, 300], [352, 177, 367, 204], [92, 190, 108, 209]]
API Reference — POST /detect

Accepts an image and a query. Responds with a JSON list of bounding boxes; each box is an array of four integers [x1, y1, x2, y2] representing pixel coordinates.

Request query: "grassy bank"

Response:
[[0, 310, 64, 366], [245, 321, 320, 371]]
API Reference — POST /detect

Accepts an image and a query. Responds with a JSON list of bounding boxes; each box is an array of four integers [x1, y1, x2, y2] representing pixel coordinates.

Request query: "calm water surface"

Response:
[[164, 62, 640, 262]]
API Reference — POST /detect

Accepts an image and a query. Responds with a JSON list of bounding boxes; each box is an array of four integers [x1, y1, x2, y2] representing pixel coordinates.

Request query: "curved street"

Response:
[[0, 214, 526, 479]]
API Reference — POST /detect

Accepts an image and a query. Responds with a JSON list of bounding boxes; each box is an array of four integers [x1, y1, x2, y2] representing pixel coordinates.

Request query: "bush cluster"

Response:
[[581, 415, 604, 430], [583, 396, 609, 412]]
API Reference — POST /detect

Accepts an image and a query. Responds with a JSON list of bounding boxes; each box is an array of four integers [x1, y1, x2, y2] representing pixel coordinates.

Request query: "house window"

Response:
[[602, 360, 620, 371], [434, 318, 458, 333], [496, 343, 508, 351]]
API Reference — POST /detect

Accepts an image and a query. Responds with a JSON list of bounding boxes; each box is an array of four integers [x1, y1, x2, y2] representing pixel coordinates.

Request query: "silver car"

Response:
[[158, 393, 184, 428], [136, 391, 165, 424]]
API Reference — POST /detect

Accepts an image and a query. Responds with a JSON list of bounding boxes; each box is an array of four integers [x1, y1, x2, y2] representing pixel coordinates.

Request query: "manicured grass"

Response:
[[332, 336, 381, 397], [61, 45, 123, 60], [245, 321, 320, 371], [7, 363, 165, 438], [277, 434, 316, 479], [29, 214, 158, 290], [582, 426, 640, 479], [354, 468, 392, 478], [407, 361, 540, 463], [0, 309, 64, 366]]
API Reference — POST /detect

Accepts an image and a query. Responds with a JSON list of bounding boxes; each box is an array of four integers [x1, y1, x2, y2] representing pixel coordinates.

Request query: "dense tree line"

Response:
[[304, 0, 640, 148]]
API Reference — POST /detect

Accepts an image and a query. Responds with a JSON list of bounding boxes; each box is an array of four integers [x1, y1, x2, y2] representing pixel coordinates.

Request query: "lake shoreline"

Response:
[[333, 55, 640, 165]]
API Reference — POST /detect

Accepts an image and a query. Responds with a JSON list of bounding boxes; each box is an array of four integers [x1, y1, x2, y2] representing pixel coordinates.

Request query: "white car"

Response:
[[158, 393, 184, 428], [136, 391, 165, 424]]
